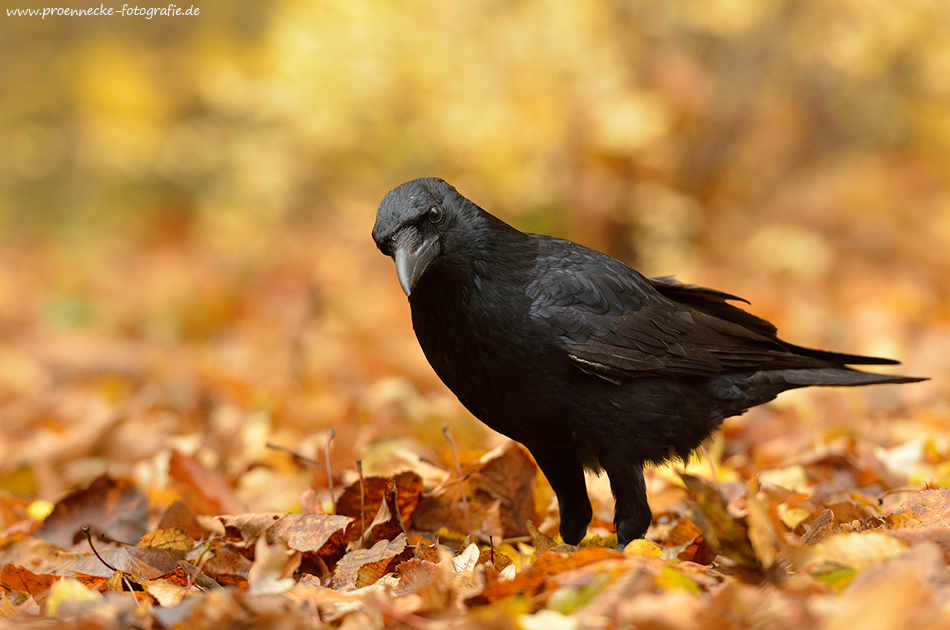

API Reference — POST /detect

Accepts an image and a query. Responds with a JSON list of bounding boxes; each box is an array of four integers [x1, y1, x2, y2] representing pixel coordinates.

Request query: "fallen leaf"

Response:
[[218, 513, 352, 559], [145, 579, 187, 607], [139, 527, 195, 554], [44, 576, 101, 615], [35, 475, 149, 548], [335, 471, 423, 529], [802, 509, 836, 545], [266, 514, 352, 559], [0, 564, 58, 597], [55, 546, 181, 580], [247, 537, 298, 594], [680, 473, 760, 574], [817, 532, 909, 571], [885, 488, 950, 530], [332, 533, 410, 590], [169, 450, 245, 515], [466, 442, 537, 539], [746, 477, 782, 569], [469, 547, 621, 605]]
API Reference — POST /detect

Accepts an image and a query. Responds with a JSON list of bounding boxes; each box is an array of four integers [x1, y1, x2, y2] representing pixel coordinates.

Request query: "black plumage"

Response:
[[372, 177, 924, 547]]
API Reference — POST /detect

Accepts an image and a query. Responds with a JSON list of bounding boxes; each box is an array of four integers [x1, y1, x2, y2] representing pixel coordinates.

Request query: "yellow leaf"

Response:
[[518, 609, 579, 630], [45, 577, 101, 616], [622, 539, 663, 558], [139, 527, 195, 553], [818, 532, 908, 570], [27, 499, 53, 522]]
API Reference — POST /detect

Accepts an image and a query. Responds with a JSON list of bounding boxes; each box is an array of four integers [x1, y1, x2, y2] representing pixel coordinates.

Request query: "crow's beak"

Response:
[[392, 228, 440, 297]]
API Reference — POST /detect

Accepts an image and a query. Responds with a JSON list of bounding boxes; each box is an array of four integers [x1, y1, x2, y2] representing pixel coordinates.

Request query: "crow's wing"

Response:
[[525, 238, 827, 382]]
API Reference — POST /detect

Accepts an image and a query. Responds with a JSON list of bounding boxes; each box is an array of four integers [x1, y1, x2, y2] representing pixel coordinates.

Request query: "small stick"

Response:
[[81, 526, 119, 573], [357, 459, 366, 544], [700, 445, 719, 491], [442, 424, 472, 538], [325, 428, 337, 508], [878, 485, 928, 504], [265, 442, 320, 467], [187, 540, 215, 590], [421, 471, 470, 498], [80, 526, 134, 592]]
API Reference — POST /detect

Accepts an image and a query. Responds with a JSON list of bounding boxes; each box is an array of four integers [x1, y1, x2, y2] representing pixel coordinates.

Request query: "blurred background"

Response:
[[0, 0, 947, 506]]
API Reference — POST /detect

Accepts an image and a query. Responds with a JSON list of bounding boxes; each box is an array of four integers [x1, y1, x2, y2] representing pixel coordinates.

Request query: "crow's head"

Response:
[[373, 177, 478, 296]]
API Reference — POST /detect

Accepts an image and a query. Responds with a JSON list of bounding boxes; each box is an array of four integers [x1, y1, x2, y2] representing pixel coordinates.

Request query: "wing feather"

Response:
[[526, 237, 842, 381]]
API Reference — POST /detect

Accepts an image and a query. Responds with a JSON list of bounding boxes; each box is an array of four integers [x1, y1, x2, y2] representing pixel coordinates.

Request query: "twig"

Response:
[[325, 428, 337, 509], [421, 471, 470, 498], [187, 539, 215, 590], [81, 526, 119, 572], [442, 424, 472, 538], [878, 485, 928, 505], [80, 526, 135, 592], [265, 442, 320, 467], [700, 445, 719, 491], [357, 459, 366, 545]]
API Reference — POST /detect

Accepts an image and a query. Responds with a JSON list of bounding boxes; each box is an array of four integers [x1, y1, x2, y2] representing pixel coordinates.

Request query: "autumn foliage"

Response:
[[2, 0, 949, 627]]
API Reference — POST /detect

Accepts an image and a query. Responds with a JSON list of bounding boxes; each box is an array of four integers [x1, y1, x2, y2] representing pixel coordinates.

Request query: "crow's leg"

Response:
[[530, 447, 592, 545], [602, 457, 652, 548]]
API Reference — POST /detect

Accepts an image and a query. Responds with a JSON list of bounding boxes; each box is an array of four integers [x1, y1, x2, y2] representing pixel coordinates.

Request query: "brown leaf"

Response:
[[0, 564, 58, 597], [411, 442, 536, 541], [411, 484, 503, 541], [801, 509, 836, 545], [477, 546, 513, 572], [365, 477, 408, 544], [332, 533, 410, 590], [169, 450, 244, 515], [885, 488, 950, 530], [528, 521, 559, 554], [157, 499, 207, 540], [680, 473, 760, 574], [413, 540, 439, 563], [218, 512, 352, 561], [266, 514, 352, 559], [57, 546, 181, 580], [392, 557, 439, 596], [201, 546, 253, 580], [335, 471, 423, 530], [138, 528, 195, 554], [219, 513, 284, 542], [35, 475, 148, 548], [469, 546, 621, 605], [465, 442, 537, 539]]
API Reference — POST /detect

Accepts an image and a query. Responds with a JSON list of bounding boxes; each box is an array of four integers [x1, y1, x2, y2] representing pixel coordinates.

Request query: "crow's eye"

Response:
[[427, 205, 444, 223]]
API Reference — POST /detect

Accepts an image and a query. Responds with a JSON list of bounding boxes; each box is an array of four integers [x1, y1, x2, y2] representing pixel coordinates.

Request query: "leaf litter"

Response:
[[0, 223, 945, 629]]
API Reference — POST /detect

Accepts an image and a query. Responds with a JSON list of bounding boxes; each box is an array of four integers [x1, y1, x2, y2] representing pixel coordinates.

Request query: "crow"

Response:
[[372, 177, 925, 547]]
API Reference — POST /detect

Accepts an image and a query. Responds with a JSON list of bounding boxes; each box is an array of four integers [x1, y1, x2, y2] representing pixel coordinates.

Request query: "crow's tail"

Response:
[[757, 368, 926, 388]]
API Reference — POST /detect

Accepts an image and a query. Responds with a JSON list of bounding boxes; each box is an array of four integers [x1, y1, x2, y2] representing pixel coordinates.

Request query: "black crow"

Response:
[[372, 177, 924, 547]]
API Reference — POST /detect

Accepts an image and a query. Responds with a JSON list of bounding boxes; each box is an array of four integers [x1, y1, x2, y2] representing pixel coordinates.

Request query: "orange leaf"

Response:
[[885, 488, 950, 530], [0, 564, 58, 597]]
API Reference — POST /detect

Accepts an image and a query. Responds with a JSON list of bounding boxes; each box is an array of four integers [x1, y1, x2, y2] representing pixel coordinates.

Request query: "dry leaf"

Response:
[[247, 537, 298, 594], [169, 450, 244, 515], [44, 577, 101, 616], [35, 475, 148, 548], [139, 527, 195, 553], [0, 564, 58, 597], [680, 473, 760, 573], [333, 533, 410, 590], [885, 488, 950, 530]]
